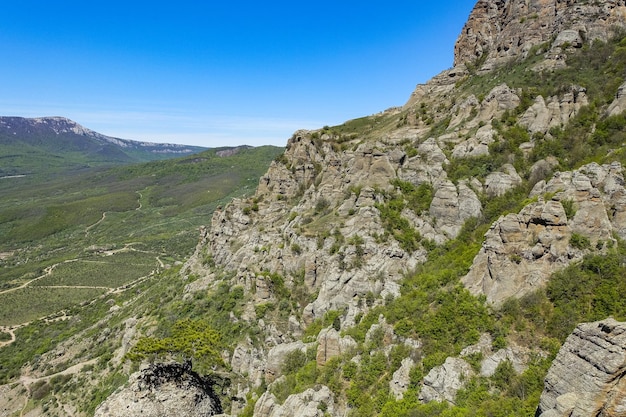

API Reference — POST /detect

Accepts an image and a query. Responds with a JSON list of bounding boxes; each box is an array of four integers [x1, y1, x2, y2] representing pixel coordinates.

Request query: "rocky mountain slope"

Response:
[[179, 0, 626, 415], [4, 0, 626, 416]]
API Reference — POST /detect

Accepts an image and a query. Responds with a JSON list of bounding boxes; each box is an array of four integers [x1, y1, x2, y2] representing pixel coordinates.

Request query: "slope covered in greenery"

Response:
[[0, 145, 282, 340]]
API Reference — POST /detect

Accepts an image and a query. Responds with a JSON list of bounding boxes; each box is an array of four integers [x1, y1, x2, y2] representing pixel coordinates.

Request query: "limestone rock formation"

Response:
[[484, 164, 523, 197], [419, 357, 474, 404], [518, 87, 588, 134], [265, 341, 309, 383], [536, 318, 626, 417], [390, 357, 415, 400], [316, 327, 357, 366], [454, 0, 626, 70], [463, 162, 626, 305], [607, 81, 626, 116], [254, 385, 336, 417], [94, 362, 222, 417]]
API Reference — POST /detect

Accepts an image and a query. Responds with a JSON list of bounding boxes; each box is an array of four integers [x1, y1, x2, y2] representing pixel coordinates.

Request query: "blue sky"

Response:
[[0, 1, 477, 147]]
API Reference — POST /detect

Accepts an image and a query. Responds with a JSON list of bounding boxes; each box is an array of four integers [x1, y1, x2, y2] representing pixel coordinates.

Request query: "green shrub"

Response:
[[127, 318, 224, 373], [569, 233, 590, 250], [561, 199, 576, 219]]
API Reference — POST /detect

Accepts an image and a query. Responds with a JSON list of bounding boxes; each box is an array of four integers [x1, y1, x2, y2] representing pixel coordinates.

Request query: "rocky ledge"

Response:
[[537, 318, 626, 417], [94, 361, 222, 417]]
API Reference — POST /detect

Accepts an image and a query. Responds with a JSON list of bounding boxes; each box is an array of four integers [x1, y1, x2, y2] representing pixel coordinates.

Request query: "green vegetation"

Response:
[[127, 318, 224, 373], [0, 287, 107, 326], [5, 18, 626, 417], [32, 252, 157, 288], [0, 145, 281, 409], [375, 180, 434, 252], [0, 145, 282, 327]]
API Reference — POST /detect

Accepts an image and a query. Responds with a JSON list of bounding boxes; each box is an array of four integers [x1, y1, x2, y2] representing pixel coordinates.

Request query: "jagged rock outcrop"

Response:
[[390, 357, 415, 400], [454, 0, 626, 70], [463, 162, 626, 305], [518, 86, 589, 134], [536, 318, 626, 417], [607, 81, 626, 116], [171, 1, 626, 415], [265, 341, 310, 383], [94, 362, 222, 417], [484, 164, 523, 197], [419, 357, 474, 404], [254, 385, 336, 417], [316, 328, 357, 366]]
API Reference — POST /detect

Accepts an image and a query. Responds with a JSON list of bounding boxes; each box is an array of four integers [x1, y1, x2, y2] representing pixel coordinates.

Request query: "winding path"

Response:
[[0, 245, 162, 349], [0, 326, 16, 348]]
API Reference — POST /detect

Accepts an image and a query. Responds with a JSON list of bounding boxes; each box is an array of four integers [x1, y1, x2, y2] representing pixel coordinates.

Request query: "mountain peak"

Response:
[[0, 116, 208, 174], [454, 0, 626, 71]]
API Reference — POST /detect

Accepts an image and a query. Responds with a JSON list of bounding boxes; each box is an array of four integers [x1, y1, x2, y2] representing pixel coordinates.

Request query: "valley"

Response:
[[4, 1, 626, 416]]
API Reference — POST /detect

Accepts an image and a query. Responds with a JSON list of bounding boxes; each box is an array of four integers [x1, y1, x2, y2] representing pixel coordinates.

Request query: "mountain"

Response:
[[0, 116, 207, 176], [3, 1, 626, 416]]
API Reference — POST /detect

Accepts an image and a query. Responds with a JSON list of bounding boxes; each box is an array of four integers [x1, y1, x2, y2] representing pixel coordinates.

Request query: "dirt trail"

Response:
[[0, 251, 158, 349], [85, 211, 107, 234], [19, 358, 98, 387], [0, 264, 58, 295], [18, 358, 99, 416], [0, 326, 16, 348]]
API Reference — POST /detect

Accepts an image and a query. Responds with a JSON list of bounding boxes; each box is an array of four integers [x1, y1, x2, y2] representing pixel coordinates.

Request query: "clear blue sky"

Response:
[[0, 1, 477, 147]]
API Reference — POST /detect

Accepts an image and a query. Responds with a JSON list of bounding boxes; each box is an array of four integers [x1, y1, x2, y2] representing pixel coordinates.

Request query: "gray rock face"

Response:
[[454, 0, 626, 70], [254, 385, 336, 417], [94, 362, 221, 417], [484, 164, 523, 197], [537, 319, 626, 417], [518, 87, 588, 134], [390, 357, 415, 400], [316, 328, 357, 366], [607, 81, 626, 117], [265, 341, 309, 383], [419, 357, 474, 404], [463, 162, 626, 305]]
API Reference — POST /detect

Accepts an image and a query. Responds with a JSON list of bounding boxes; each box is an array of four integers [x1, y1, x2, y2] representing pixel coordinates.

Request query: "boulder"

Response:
[[536, 319, 626, 417], [94, 362, 222, 417], [419, 357, 474, 404], [390, 358, 415, 400]]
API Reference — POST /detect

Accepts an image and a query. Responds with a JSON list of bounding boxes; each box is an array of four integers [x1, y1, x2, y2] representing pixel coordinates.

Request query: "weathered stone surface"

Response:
[[231, 341, 266, 388], [265, 341, 309, 382], [316, 327, 357, 366], [429, 179, 482, 238], [390, 357, 415, 400], [537, 319, 626, 417], [607, 81, 626, 117], [451, 125, 495, 158], [454, 0, 626, 70], [480, 346, 529, 377], [485, 164, 523, 197], [463, 163, 625, 305], [254, 385, 336, 417], [518, 87, 588, 134], [94, 362, 221, 417], [419, 357, 474, 404]]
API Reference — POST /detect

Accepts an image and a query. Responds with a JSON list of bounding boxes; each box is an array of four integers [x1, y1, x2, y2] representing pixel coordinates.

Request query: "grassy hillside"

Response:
[[0, 145, 283, 328]]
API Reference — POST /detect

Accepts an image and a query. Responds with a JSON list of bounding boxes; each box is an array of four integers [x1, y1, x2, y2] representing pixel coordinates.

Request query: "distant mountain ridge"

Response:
[[0, 116, 208, 175]]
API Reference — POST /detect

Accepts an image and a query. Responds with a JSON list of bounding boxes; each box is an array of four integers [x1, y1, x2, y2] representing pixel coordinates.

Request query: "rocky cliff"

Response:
[[537, 319, 626, 417], [463, 161, 626, 305], [86, 1, 626, 416], [454, 0, 626, 70]]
